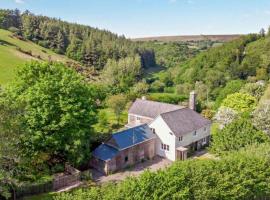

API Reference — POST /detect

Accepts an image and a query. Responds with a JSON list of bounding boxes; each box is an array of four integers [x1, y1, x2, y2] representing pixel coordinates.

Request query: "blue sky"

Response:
[[1, 0, 270, 38]]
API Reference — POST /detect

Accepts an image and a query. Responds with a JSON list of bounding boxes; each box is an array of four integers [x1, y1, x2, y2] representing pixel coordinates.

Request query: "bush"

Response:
[[54, 144, 270, 200], [210, 117, 270, 155], [163, 87, 175, 93], [150, 80, 165, 92], [147, 93, 187, 104], [221, 92, 257, 113], [240, 82, 266, 99]]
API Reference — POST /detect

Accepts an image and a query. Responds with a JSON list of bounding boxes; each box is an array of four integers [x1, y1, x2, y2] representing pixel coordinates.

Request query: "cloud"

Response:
[[15, 0, 25, 4]]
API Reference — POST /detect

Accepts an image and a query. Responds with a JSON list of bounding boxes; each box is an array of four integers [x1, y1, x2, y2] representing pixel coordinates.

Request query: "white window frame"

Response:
[[179, 136, 183, 141]]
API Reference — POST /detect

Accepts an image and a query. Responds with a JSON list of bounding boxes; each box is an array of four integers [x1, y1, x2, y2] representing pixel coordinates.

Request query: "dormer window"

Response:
[[179, 136, 183, 141], [193, 131, 197, 136], [136, 116, 141, 121]]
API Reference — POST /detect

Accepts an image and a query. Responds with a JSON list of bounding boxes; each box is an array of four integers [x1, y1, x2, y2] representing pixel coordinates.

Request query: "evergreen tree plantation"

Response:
[[0, 4, 270, 200]]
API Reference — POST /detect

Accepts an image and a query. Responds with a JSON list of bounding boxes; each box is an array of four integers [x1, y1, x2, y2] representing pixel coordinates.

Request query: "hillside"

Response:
[[0, 9, 156, 72], [0, 29, 75, 85], [132, 34, 242, 42]]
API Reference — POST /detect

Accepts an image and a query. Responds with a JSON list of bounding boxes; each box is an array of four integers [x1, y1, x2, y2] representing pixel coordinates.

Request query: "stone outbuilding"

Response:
[[90, 124, 156, 175]]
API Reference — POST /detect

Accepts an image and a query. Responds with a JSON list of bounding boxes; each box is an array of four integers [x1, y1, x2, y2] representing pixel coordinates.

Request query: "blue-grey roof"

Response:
[[106, 124, 156, 150], [92, 143, 119, 161], [92, 124, 156, 161]]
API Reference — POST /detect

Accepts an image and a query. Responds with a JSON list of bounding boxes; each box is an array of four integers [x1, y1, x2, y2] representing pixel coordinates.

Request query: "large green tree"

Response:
[[4, 62, 97, 167]]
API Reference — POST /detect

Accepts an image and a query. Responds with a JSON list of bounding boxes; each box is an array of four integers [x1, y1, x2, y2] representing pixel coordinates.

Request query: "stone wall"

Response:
[[91, 138, 156, 175]]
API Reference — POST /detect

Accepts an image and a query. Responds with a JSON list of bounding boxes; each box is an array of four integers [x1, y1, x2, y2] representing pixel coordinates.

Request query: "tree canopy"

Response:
[[2, 62, 97, 167], [210, 117, 269, 155]]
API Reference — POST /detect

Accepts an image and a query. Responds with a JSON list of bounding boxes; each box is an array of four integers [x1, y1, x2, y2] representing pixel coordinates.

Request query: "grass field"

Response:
[[0, 29, 73, 86]]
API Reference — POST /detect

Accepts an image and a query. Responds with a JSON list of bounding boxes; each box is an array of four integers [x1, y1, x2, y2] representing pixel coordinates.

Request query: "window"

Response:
[[125, 156, 128, 162], [136, 116, 141, 121], [193, 131, 197, 136], [179, 136, 183, 141], [161, 143, 170, 151], [202, 137, 207, 143], [151, 128, 156, 134], [204, 127, 207, 131], [169, 132, 173, 135]]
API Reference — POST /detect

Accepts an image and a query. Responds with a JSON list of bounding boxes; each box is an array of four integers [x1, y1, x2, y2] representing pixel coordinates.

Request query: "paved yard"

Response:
[[91, 156, 172, 184], [90, 150, 216, 184]]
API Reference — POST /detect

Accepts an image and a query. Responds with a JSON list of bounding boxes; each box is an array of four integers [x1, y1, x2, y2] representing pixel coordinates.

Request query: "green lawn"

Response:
[[0, 29, 73, 86], [94, 107, 128, 134]]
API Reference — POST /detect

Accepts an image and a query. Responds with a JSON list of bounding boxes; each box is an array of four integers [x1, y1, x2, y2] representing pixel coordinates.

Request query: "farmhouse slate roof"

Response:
[[160, 108, 211, 137], [107, 124, 156, 150], [92, 124, 156, 161], [128, 99, 184, 119], [92, 144, 119, 161]]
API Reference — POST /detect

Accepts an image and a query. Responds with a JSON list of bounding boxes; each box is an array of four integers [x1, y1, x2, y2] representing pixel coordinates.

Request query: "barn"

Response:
[[90, 124, 156, 175]]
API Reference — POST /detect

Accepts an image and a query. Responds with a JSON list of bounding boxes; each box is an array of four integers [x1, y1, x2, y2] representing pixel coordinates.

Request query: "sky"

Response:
[[1, 0, 270, 38]]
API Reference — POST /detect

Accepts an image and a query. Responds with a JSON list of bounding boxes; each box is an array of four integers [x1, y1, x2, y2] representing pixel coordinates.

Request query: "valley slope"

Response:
[[0, 29, 75, 85]]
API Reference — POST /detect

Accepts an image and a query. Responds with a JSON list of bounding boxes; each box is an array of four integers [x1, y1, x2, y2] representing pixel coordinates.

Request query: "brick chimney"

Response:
[[189, 91, 197, 111]]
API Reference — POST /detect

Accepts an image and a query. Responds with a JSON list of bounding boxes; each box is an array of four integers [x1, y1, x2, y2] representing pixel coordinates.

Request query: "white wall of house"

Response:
[[149, 117, 211, 161], [175, 124, 211, 148], [149, 116, 176, 161]]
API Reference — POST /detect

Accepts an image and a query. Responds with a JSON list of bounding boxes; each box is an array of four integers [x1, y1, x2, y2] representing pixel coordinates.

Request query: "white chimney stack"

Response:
[[189, 91, 197, 111]]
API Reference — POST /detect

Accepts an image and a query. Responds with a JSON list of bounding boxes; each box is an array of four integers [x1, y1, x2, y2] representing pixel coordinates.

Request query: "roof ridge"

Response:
[[136, 98, 182, 107], [160, 107, 187, 116], [112, 124, 147, 136]]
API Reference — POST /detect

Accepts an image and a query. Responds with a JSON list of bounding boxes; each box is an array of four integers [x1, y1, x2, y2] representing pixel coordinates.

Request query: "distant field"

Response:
[[0, 29, 73, 86], [132, 34, 242, 42]]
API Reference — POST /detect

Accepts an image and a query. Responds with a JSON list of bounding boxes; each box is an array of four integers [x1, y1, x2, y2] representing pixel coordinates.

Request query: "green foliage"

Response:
[[214, 80, 244, 109], [252, 101, 270, 136], [102, 56, 142, 90], [240, 82, 266, 99], [3, 62, 97, 167], [0, 28, 74, 86], [150, 80, 165, 92], [147, 93, 187, 104], [210, 117, 270, 155], [0, 9, 156, 70], [221, 92, 257, 113], [107, 94, 127, 125], [54, 144, 270, 200], [175, 83, 193, 95], [140, 41, 200, 68]]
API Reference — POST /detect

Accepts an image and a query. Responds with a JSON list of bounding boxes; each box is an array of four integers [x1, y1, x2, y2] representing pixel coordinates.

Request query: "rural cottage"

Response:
[[91, 91, 211, 175]]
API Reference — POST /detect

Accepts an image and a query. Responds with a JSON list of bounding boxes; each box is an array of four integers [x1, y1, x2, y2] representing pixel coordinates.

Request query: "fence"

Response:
[[15, 164, 81, 199], [52, 164, 81, 191], [15, 181, 53, 199]]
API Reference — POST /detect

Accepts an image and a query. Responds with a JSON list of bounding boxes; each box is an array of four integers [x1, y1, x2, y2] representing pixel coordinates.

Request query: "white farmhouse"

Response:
[[91, 91, 211, 174], [127, 91, 211, 161]]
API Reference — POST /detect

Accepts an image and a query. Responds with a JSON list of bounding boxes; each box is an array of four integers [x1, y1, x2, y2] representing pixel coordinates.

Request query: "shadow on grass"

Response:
[[0, 39, 16, 47]]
